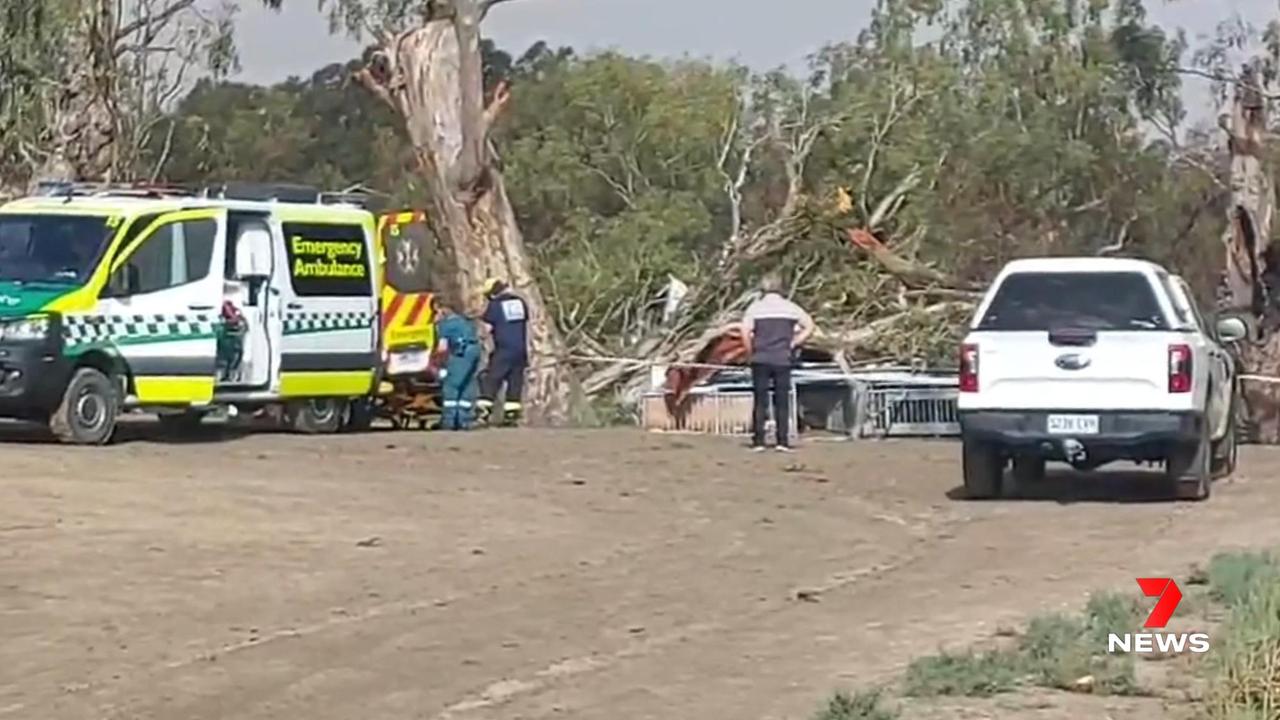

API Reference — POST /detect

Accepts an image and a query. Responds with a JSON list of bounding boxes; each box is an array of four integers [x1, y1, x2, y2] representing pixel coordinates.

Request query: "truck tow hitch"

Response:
[[1061, 438, 1087, 466]]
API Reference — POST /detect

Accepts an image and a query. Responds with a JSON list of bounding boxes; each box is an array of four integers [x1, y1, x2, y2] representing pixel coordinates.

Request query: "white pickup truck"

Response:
[[956, 257, 1246, 501]]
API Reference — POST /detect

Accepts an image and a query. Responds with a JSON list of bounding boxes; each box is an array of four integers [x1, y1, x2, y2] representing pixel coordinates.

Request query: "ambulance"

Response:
[[0, 182, 389, 443]]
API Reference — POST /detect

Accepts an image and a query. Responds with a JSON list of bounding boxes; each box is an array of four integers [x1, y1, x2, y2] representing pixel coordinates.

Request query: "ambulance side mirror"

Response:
[[235, 227, 272, 279]]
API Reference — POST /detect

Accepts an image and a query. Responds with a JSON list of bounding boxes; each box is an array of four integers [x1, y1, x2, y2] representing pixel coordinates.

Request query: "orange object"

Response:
[[663, 326, 749, 417]]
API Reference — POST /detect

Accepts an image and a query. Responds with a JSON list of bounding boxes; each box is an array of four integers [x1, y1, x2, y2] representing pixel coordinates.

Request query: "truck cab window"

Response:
[[978, 272, 1168, 331]]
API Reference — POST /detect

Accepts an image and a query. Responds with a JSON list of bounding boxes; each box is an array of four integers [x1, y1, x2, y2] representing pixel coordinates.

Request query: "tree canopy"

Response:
[[0, 0, 1261, 405]]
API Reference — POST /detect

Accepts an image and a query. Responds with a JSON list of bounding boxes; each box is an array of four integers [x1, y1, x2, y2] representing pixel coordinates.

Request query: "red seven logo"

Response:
[[1136, 577, 1183, 628]]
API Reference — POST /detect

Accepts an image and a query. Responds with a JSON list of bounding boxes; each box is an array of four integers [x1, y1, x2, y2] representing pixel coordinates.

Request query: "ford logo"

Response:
[[1055, 353, 1091, 370]]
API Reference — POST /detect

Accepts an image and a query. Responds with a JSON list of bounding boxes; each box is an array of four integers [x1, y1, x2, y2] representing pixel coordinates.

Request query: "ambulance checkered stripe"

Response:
[[62, 314, 217, 345], [283, 311, 375, 334]]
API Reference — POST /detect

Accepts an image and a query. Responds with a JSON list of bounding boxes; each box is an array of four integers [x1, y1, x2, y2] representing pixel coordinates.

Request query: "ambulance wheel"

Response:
[[50, 367, 119, 445], [287, 398, 345, 434]]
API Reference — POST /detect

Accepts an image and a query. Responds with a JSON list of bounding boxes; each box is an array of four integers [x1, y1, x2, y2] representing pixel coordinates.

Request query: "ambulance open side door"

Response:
[[95, 208, 227, 405]]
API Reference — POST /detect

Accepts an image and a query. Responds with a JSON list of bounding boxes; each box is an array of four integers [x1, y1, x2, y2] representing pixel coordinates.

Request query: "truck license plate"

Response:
[[387, 348, 430, 375], [1047, 414, 1099, 435]]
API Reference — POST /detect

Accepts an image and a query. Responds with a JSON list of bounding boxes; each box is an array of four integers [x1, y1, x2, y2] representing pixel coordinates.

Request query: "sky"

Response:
[[232, 0, 1280, 123]]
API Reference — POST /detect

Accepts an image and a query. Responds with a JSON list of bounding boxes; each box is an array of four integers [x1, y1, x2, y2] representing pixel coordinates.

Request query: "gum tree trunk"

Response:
[[355, 5, 571, 424], [1218, 61, 1280, 442]]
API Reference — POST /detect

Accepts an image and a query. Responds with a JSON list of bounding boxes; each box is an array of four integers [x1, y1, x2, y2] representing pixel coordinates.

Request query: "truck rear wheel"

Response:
[[286, 398, 346, 434], [962, 437, 1004, 499], [50, 367, 119, 445], [1167, 423, 1211, 502], [1211, 404, 1238, 480]]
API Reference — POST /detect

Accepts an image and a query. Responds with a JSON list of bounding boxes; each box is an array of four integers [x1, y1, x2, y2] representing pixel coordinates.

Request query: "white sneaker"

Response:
[[750, 445, 767, 452], [775, 445, 794, 453]]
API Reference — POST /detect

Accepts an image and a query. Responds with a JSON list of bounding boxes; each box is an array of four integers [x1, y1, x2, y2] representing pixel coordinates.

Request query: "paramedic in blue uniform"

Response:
[[478, 278, 529, 426], [434, 296, 481, 430]]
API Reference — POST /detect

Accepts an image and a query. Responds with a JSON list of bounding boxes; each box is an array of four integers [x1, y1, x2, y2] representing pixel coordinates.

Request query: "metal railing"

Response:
[[856, 383, 960, 437], [640, 386, 798, 437]]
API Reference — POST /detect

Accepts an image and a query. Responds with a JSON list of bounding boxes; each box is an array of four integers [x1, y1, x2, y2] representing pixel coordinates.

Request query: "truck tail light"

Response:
[[1168, 343, 1192, 393], [959, 343, 979, 392]]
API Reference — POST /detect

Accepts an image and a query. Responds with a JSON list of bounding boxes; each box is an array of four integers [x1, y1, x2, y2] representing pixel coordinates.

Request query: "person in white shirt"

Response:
[[740, 273, 815, 451]]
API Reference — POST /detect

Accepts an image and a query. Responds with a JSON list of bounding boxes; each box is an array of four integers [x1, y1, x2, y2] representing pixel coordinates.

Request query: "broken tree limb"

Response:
[[845, 228, 973, 290], [809, 301, 973, 357]]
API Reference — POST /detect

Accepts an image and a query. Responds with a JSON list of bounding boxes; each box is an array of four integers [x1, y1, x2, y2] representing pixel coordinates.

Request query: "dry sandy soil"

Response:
[[2, 424, 1278, 720]]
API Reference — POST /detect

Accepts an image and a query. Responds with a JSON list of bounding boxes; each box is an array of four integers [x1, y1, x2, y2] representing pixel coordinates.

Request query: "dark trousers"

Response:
[[480, 350, 527, 420], [751, 363, 792, 447]]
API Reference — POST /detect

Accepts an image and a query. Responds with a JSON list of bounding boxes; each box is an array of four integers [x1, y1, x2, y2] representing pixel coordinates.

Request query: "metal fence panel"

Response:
[[858, 384, 960, 437], [641, 386, 798, 437]]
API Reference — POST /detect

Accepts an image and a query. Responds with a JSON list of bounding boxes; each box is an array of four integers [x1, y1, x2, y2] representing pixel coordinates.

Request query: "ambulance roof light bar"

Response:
[[33, 181, 194, 200], [32, 180, 373, 208]]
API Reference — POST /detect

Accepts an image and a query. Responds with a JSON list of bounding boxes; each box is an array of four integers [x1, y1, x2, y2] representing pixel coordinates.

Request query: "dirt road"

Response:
[[2, 427, 1277, 720]]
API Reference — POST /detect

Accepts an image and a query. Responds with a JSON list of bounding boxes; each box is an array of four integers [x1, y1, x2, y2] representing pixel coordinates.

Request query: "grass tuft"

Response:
[[903, 648, 1022, 697], [903, 590, 1141, 698], [1204, 553, 1280, 718], [812, 688, 899, 720], [1207, 551, 1280, 608]]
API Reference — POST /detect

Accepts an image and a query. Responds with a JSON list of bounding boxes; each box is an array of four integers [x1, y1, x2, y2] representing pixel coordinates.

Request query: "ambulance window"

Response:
[[282, 222, 371, 297], [119, 219, 217, 294]]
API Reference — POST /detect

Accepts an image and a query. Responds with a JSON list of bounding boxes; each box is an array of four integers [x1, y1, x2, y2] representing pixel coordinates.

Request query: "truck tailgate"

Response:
[[967, 330, 1180, 410]]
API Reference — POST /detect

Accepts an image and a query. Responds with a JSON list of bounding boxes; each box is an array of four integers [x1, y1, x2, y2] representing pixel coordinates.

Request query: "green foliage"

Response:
[[155, 61, 403, 191], [0, 0, 79, 186], [903, 647, 1023, 697], [1207, 551, 1280, 607], [1205, 556, 1280, 719], [903, 590, 1140, 698], [495, 52, 744, 350], [1019, 605, 1139, 695], [136, 0, 1229, 373], [812, 689, 899, 720]]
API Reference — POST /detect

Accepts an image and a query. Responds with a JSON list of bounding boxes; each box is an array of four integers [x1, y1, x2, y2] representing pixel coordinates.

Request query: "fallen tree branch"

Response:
[[811, 301, 973, 355], [846, 228, 974, 290], [903, 287, 984, 301]]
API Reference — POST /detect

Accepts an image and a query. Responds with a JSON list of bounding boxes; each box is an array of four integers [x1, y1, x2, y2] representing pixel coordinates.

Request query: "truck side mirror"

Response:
[[235, 227, 272, 279], [1216, 316, 1248, 342]]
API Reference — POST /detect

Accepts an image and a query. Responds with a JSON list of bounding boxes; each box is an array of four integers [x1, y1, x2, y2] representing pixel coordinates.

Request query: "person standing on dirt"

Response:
[[477, 278, 529, 426], [434, 296, 481, 430], [741, 272, 815, 452]]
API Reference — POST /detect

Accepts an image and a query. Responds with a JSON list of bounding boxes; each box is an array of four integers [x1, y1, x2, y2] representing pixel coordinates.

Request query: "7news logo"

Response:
[[1107, 578, 1210, 654]]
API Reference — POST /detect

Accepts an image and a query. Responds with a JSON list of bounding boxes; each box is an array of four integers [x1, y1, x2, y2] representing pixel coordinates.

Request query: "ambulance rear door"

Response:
[[378, 210, 435, 376]]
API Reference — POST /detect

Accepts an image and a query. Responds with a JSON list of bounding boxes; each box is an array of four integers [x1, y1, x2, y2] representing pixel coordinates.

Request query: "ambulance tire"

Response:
[[51, 367, 119, 445], [287, 398, 346, 434]]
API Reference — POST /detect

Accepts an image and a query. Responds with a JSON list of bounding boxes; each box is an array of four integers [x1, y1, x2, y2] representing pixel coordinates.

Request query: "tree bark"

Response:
[[355, 17, 572, 425], [1218, 61, 1280, 442], [32, 0, 121, 188]]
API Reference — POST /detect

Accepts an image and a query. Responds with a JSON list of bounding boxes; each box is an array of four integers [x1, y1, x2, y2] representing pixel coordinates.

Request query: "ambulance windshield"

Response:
[[0, 214, 114, 285]]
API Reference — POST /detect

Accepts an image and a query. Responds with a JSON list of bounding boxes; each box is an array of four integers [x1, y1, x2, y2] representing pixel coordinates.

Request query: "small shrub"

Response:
[[1084, 591, 1140, 642], [902, 590, 1142, 700], [1207, 552, 1280, 607], [1206, 577, 1280, 718], [902, 648, 1022, 697], [1019, 608, 1139, 696], [812, 689, 898, 720]]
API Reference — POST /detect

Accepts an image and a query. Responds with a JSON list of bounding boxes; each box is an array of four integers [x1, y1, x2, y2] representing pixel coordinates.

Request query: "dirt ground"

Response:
[[2, 425, 1278, 720]]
